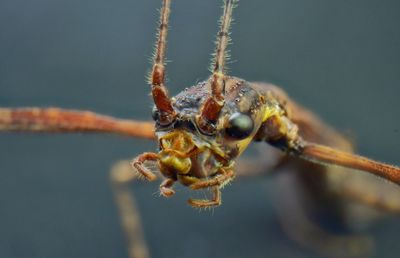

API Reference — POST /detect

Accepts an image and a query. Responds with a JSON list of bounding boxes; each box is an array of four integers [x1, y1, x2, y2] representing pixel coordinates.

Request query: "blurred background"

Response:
[[0, 0, 399, 257]]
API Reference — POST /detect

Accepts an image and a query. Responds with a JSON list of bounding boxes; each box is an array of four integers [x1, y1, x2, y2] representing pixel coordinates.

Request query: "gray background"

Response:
[[1, 0, 400, 257]]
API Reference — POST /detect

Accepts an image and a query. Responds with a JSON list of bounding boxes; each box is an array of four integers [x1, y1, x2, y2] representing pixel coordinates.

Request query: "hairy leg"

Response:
[[190, 169, 235, 190], [0, 107, 155, 139], [188, 186, 221, 208], [159, 178, 175, 197], [131, 152, 159, 181]]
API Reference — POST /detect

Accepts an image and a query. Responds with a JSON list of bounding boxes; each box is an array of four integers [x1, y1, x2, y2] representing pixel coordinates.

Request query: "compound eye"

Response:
[[151, 106, 159, 121], [225, 112, 254, 139]]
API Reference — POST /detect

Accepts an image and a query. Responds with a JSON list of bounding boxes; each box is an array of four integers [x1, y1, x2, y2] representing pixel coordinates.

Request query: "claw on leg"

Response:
[[188, 186, 222, 208], [159, 179, 175, 197], [190, 169, 235, 190], [131, 152, 159, 181]]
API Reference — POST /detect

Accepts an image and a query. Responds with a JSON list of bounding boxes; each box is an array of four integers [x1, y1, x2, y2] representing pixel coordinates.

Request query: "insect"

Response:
[[0, 0, 400, 258]]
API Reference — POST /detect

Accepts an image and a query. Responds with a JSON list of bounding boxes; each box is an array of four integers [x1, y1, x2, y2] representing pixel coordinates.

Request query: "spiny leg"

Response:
[[0, 108, 155, 139], [150, 0, 175, 125], [197, 0, 236, 133], [131, 152, 159, 181], [110, 160, 150, 258], [255, 83, 396, 255], [188, 186, 222, 208], [190, 169, 235, 190], [298, 142, 400, 186], [256, 100, 400, 189], [250, 82, 400, 186], [159, 178, 175, 197]]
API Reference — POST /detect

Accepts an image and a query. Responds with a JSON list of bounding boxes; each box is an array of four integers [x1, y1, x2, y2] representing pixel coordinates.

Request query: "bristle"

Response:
[[210, 0, 237, 75]]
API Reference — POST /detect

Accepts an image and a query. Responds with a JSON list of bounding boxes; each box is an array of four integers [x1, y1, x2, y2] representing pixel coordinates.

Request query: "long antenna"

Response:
[[212, 0, 236, 75], [197, 0, 236, 133], [150, 0, 175, 125]]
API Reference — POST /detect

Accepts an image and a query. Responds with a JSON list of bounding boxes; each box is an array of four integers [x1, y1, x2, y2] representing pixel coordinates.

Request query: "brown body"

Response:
[[1, 79, 399, 214], [1, 80, 399, 256], [1, 0, 400, 257]]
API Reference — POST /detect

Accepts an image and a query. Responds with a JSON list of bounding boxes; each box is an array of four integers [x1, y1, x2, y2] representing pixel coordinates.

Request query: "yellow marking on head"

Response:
[[261, 102, 283, 123]]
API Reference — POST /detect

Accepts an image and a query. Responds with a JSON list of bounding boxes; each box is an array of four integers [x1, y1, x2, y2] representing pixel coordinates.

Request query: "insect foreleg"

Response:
[[254, 91, 400, 186], [131, 152, 159, 181], [298, 143, 400, 186], [0, 107, 155, 139], [159, 178, 175, 197], [190, 168, 235, 190], [187, 186, 222, 208], [258, 108, 400, 186]]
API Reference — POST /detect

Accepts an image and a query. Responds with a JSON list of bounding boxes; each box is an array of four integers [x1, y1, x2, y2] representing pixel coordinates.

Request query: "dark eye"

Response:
[[225, 112, 254, 139], [151, 106, 159, 121]]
